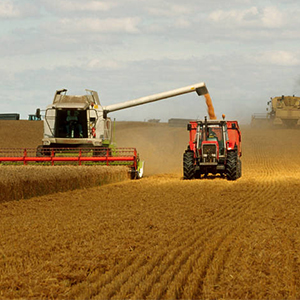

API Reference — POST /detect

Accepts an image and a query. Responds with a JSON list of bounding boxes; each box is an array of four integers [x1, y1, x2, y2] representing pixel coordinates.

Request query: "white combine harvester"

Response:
[[41, 82, 208, 150]]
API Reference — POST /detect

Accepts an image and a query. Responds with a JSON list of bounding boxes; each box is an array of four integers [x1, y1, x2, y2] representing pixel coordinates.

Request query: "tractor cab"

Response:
[[196, 119, 227, 162]]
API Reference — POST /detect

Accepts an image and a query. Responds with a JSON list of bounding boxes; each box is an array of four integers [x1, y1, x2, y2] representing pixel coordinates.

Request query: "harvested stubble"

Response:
[[1, 121, 300, 299], [0, 120, 43, 148], [0, 165, 129, 203]]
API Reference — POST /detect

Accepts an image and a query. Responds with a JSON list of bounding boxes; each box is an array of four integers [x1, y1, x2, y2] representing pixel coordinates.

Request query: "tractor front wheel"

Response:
[[183, 151, 195, 179]]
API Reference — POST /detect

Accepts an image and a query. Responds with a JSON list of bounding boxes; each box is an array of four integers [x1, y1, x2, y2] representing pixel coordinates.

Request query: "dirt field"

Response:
[[1, 121, 300, 299]]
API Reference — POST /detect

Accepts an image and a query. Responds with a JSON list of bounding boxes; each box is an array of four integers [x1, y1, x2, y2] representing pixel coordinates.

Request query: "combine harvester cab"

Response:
[[183, 116, 242, 180], [0, 82, 210, 179], [42, 89, 111, 149]]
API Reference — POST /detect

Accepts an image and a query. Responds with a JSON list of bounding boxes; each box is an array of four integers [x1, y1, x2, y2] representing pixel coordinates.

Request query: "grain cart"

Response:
[[251, 95, 300, 127], [183, 116, 242, 180]]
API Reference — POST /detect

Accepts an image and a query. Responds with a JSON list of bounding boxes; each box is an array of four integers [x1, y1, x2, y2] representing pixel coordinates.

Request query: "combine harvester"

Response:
[[0, 82, 209, 179], [251, 95, 300, 128], [183, 93, 243, 181]]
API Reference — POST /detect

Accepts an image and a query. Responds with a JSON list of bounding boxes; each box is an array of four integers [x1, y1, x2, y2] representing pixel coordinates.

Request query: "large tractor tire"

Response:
[[226, 150, 238, 181], [183, 151, 195, 179]]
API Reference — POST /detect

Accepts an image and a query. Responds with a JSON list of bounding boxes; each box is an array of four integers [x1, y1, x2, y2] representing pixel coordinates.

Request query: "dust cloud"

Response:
[[114, 122, 189, 176]]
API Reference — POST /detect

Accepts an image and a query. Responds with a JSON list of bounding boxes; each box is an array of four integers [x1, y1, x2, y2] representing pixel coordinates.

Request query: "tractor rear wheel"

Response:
[[183, 151, 195, 179], [226, 150, 238, 180]]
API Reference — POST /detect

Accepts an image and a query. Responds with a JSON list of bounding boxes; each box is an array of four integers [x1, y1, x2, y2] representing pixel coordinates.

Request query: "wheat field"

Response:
[[0, 121, 300, 299]]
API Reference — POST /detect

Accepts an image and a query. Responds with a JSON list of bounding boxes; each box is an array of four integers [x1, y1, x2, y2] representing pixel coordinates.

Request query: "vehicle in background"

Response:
[[251, 95, 300, 128], [0, 113, 20, 120]]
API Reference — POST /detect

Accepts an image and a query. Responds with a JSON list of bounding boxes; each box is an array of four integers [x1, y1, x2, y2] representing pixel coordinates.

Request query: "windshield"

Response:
[[199, 124, 225, 155]]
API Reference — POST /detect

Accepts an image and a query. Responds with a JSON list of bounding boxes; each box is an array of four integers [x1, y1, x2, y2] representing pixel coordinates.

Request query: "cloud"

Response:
[[42, 0, 116, 12], [147, 4, 192, 17], [61, 1, 115, 12], [174, 18, 191, 29], [209, 6, 285, 29], [0, 1, 40, 19], [86, 59, 126, 70], [0, 0, 21, 18], [54, 17, 141, 34], [209, 6, 259, 26], [261, 6, 283, 28], [254, 51, 300, 66]]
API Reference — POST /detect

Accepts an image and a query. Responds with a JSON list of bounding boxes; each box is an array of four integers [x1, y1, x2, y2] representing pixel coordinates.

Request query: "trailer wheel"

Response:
[[226, 151, 238, 180], [183, 151, 195, 179]]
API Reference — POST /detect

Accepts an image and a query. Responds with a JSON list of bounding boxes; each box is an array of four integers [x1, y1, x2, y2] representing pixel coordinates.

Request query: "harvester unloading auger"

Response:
[[0, 82, 210, 179]]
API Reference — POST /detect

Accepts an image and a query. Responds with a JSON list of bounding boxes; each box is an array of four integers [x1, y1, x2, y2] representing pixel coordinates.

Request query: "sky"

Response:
[[0, 0, 300, 124]]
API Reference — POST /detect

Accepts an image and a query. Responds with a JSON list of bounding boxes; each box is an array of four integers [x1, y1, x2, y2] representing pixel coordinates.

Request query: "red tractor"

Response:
[[183, 117, 242, 180]]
